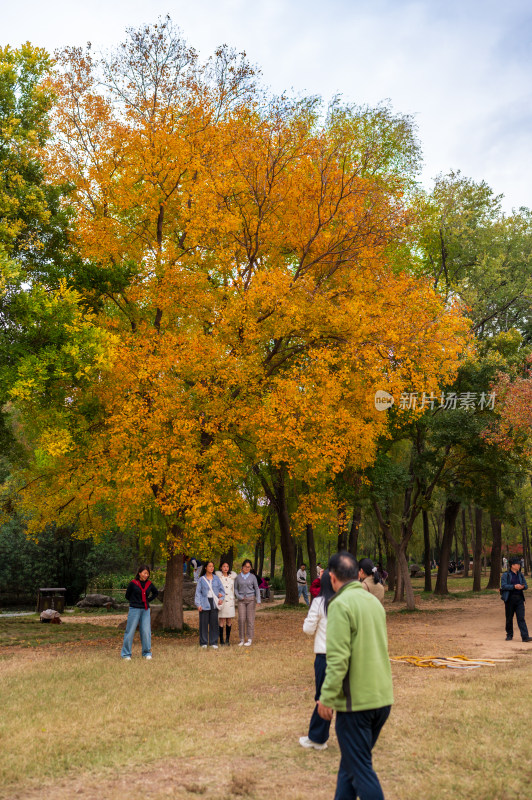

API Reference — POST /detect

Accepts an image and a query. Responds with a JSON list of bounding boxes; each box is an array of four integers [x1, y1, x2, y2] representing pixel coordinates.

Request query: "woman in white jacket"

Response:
[[215, 561, 237, 646], [299, 569, 335, 750]]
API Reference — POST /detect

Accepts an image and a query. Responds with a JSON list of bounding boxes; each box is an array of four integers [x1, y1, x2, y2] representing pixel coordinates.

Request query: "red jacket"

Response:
[[310, 577, 321, 599]]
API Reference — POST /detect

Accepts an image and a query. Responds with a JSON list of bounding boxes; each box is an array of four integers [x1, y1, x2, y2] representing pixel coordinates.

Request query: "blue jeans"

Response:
[[334, 706, 391, 799], [298, 584, 309, 605], [308, 653, 330, 744], [121, 607, 152, 658]]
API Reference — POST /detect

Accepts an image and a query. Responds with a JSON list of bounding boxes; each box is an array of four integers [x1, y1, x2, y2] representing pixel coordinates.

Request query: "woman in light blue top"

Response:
[[194, 561, 225, 648]]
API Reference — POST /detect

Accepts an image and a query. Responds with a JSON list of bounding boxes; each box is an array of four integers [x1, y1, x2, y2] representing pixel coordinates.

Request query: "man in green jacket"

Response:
[[318, 551, 393, 800]]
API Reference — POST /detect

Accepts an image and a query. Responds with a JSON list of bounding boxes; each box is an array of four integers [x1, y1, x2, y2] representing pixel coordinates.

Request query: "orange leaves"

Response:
[[7, 24, 473, 555]]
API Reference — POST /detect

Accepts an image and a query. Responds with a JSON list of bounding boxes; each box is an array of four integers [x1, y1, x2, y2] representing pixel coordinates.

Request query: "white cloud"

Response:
[[3, 0, 531, 210]]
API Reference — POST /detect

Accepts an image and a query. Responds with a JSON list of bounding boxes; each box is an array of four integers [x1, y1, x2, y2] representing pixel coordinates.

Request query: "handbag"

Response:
[[203, 576, 223, 608]]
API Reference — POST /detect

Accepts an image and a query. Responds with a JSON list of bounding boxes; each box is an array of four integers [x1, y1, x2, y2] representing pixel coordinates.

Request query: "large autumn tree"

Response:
[[6, 20, 469, 623]]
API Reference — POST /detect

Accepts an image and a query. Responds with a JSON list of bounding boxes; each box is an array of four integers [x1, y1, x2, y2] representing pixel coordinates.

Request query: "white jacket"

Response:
[[303, 596, 327, 654], [215, 571, 237, 618]]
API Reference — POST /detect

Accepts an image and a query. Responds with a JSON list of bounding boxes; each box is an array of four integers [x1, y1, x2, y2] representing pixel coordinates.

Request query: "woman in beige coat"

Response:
[[358, 558, 385, 605], [215, 561, 237, 645]]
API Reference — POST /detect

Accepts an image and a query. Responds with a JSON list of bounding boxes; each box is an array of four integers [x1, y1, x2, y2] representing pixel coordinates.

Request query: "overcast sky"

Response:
[[3, 0, 531, 212]]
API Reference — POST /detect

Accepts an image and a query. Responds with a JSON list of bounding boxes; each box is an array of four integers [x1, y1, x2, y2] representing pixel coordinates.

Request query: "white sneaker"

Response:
[[122, 656, 131, 661], [244, 639, 252, 646], [144, 654, 152, 660], [299, 736, 328, 750], [238, 640, 245, 646], [211, 645, 219, 649], [201, 645, 207, 649]]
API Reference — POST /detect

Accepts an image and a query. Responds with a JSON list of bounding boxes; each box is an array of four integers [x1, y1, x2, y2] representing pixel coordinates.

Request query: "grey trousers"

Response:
[[238, 597, 256, 641]]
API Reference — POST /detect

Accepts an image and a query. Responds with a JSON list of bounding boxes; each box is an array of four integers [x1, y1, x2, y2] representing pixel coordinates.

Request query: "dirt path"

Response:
[[5, 594, 530, 800]]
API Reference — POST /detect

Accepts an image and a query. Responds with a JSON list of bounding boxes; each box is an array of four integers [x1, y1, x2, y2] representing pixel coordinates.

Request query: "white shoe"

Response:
[[144, 654, 152, 660], [244, 639, 252, 646], [201, 645, 207, 649], [122, 656, 131, 661], [211, 645, 219, 649], [299, 736, 328, 750], [238, 640, 245, 646]]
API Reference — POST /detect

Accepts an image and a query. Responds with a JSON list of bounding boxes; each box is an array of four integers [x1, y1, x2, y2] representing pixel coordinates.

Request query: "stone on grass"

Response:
[[40, 609, 62, 623], [76, 594, 118, 609]]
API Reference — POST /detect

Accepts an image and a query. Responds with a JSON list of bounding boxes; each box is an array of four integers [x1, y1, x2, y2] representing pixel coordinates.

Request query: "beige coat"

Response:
[[215, 571, 237, 618], [362, 576, 385, 605]]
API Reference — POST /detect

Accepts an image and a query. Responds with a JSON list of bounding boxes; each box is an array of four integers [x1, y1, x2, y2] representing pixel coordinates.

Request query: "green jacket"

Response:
[[319, 580, 393, 712]]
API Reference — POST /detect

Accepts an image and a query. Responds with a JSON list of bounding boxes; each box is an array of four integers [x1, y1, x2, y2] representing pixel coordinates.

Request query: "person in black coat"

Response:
[[121, 564, 158, 659]]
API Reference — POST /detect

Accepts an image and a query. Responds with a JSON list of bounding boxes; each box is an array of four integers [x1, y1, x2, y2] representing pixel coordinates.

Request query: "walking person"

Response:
[[501, 557, 531, 642], [216, 560, 237, 645], [300, 569, 335, 750], [359, 558, 385, 606], [297, 563, 310, 605], [318, 551, 393, 800], [234, 559, 261, 646], [121, 564, 158, 660], [195, 561, 225, 649]]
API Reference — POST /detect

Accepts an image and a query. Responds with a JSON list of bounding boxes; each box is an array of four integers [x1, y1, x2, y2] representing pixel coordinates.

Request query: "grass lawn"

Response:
[[0, 616, 122, 648], [0, 597, 531, 800]]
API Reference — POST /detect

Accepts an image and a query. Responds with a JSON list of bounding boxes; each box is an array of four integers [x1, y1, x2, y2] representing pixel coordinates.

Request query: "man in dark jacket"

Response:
[[500, 558, 531, 642]]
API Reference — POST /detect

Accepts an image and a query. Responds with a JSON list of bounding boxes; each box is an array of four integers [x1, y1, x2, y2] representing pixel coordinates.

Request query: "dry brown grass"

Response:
[[0, 599, 531, 800]]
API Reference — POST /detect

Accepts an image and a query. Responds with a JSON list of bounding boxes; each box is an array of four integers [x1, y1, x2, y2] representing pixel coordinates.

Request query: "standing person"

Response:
[[216, 561, 237, 645], [297, 563, 310, 606], [310, 567, 323, 602], [500, 557, 531, 642], [191, 557, 203, 583], [195, 561, 225, 649], [121, 565, 158, 660], [234, 559, 261, 646], [318, 551, 393, 800], [300, 569, 335, 750], [359, 558, 385, 606]]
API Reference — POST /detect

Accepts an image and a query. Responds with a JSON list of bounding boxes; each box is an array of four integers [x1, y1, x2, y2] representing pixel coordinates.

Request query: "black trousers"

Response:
[[505, 594, 529, 640], [308, 653, 331, 744], [334, 706, 391, 800], [199, 599, 219, 645]]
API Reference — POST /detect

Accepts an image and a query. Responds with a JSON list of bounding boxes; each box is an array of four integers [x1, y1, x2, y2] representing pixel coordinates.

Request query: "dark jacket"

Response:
[[125, 579, 158, 609], [500, 570, 528, 603]]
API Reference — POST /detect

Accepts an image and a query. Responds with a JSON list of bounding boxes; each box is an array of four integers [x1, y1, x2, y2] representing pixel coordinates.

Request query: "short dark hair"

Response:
[[328, 551, 358, 582], [510, 557, 521, 566], [299, 563, 306, 569], [242, 559, 252, 568]]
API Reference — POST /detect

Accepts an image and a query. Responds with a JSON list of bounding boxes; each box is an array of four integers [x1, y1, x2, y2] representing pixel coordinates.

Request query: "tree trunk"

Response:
[[487, 514, 502, 589], [337, 502, 347, 551], [472, 506, 483, 592], [461, 509, 469, 578], [522, 517, 530, 575], [219, 547, 234, 571], [423, 508, 432, 592], [270, 540, 277, 580], [161, 549, 184, 630], [273, 466, 298, 604], [385, 539, 396, 594], [397, 548, 415, 610], [434, 498, 461, 595], [306, 523, 317, 581], [348, 505, 361, 558]]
